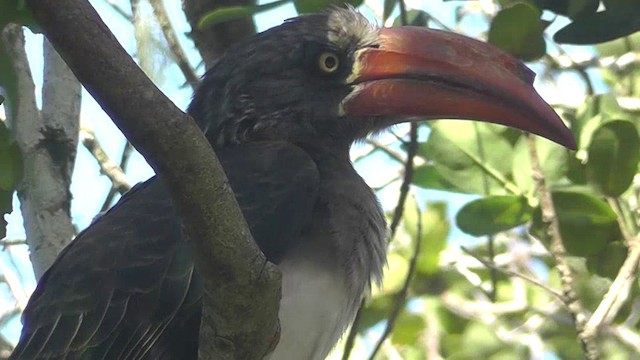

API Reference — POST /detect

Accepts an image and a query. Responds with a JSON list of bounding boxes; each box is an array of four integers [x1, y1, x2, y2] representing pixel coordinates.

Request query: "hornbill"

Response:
[[11, 8, 575, 360]]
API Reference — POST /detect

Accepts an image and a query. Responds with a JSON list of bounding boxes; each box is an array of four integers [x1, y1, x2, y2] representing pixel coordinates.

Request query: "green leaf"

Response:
[[456, 195, 532, 236], [421, 121, 516, 195], [416, 202, 449, 275], [358, 295, 393, 331], [0, 189, 12, 239], [554, 7, 640, 44], [575, 94, 625, 149], [530, 190, 621, 256], [390, 312, 426, 345], [198, 0, 290, 29], [0, 141, 23, 190], [567, 0, 600, 18], [512, 135, 569, 195], [294, 0, 363, 14], [488, 2, 546, 61], [0, 0, 36, 31], [0, 39, 17, 117], [586, 241, 628, 279], [533, 0, 599, 18], [383, 0, 396, 21], [602, 0, 640, 10], [393, 10, 429, 27], [586, 120, 640, 197], [412, 164, 455, 191], [380, 252, 409, 294]]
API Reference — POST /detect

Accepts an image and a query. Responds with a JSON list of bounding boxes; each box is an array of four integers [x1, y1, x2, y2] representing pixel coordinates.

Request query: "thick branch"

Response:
[[24, 1, 281, 359], [1, 28, 78, 279]]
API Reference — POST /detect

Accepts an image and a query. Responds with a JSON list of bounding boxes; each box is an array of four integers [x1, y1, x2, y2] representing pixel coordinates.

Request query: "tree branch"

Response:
[[368, 197, 422, 360], [150, 0, 200, 89], [528, 135, 599, 359], [1, 27, 79, 279], [80, 127, 132, 194], [24, 1, 281, 359], [100, 141, 133, 212]]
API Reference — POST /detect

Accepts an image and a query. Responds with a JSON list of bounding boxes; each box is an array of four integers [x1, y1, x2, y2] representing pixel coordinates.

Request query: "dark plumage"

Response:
[[11, 7, 574, 360]]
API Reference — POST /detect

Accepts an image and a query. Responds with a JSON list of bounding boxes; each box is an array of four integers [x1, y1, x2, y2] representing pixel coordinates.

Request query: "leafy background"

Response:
[[0, 0, 639, 359]]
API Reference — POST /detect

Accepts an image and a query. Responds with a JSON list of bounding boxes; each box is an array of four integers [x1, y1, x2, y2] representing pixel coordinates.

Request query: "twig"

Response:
[[424, 310, 443, 360], [80, 128, 132, 195], [371, 175, 401, 192], [149, 0, 200, 90], [100, 141, 134, 212], [340, 298, 365, 360], [0, 239, 26, 247], [527, 135, 598, 359], [364, 139, 405, 164], [0, 262, 29, 310], [368, 197, 422, 360], [473, 121, 497, 301], [460, 246, 564, 301], [341, 124, 418, 359], [388, 123, 419, 237], [584, 200, 640, 336], [605, 323, 640, 353], [103, 0, 133, 22]]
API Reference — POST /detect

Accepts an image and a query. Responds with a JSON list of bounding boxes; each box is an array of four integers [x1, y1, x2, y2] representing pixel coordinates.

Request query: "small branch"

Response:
[[0, 261, 29, 310], [549, 51, 640, 74], [341, 123, 418, 359], [364, 139, 405, 164], [371, 175, 401, 192], [368, 198, 422, 360], [424, 310, 443, 360], [473, 121, 497, 301], [0, 239, 26, 247], [340, 298, 365, 360], [100, 141, 134, 212], [605, 323, 640, 353], [80, 127, 132, 194], [527, 135, 598, 359], [103, 0, 133, 22], [460, 246, 564, 301], [388, 123, 419, 237], [149, 0, 200, 90], [584, 200, 640, 336]]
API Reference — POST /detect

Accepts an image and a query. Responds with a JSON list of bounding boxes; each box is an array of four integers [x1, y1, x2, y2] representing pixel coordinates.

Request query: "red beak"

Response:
[[342, 27, 576, 150]]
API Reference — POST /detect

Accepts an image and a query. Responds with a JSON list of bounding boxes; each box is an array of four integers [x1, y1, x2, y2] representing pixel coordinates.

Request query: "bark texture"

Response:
[[23, 1, 281, 359]]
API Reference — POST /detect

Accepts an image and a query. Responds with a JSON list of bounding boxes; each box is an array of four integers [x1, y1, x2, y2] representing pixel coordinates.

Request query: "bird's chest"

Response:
[[269, 160, 387, 360]]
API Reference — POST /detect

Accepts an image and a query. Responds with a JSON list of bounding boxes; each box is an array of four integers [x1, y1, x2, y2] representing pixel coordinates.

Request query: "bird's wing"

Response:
[[11, 141, 319, 360]]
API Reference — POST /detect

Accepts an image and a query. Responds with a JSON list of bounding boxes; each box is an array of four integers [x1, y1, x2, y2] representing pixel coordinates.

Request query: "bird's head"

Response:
[[189, 8, 576, 151]]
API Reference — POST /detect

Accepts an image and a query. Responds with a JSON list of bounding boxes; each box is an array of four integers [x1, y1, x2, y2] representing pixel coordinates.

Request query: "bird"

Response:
[[11, 8, 575, 360]]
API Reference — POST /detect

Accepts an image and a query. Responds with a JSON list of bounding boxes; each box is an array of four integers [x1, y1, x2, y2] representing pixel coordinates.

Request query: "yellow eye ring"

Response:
[[318, 52, 340, 74]]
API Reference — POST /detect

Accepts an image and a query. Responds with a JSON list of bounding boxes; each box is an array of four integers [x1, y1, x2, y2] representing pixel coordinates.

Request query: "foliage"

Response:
[[0, 0, 29, 240], [1, 0, 639, 359]]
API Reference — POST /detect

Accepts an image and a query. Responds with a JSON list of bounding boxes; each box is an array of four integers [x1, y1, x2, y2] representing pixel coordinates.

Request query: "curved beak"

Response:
[[342, 27, 576, 150]]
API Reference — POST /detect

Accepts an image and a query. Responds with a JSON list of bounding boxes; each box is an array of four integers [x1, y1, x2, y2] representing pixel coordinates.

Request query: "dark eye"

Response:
[[317, 52, 340, 74]]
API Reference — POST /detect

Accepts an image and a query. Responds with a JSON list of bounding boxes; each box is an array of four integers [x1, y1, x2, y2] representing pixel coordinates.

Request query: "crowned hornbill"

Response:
[[11, 8, 575, 360]]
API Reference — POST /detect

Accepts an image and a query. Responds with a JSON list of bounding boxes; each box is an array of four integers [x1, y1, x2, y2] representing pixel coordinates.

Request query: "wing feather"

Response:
[[11, 142, 319, 359]]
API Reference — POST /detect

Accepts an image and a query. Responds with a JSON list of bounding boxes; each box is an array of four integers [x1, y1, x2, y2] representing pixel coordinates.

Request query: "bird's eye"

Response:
[[317, 52, 340, 74]]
